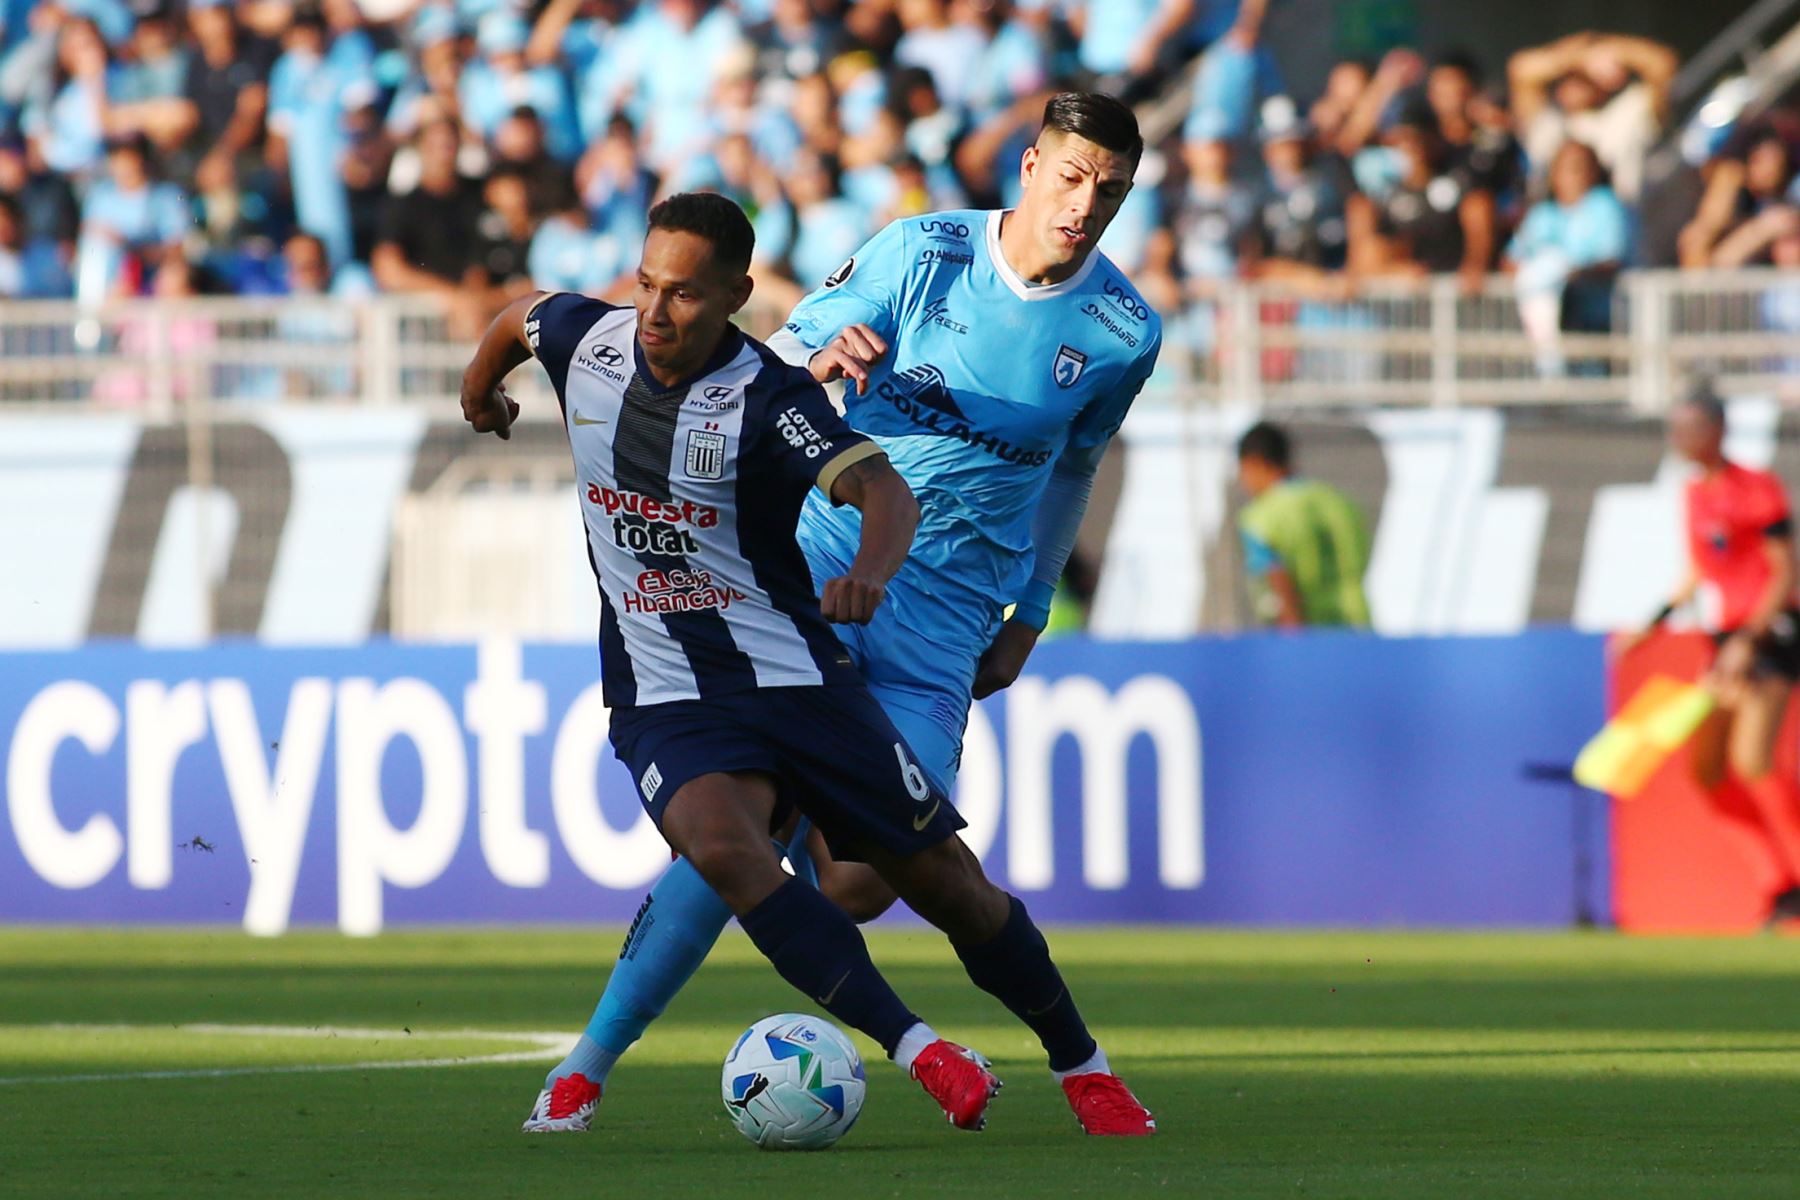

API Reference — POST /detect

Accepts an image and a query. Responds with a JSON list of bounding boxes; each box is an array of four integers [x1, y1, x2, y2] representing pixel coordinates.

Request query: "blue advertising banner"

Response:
[[0, 631, 1607, 932]]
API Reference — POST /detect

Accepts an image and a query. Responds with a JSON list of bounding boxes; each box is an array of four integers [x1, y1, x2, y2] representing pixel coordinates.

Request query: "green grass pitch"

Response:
[[2, 927, 1798, 1198]]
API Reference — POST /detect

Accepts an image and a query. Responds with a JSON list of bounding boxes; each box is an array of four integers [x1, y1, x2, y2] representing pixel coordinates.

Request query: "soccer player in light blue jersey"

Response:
[[526, 92, 1161, 1137]]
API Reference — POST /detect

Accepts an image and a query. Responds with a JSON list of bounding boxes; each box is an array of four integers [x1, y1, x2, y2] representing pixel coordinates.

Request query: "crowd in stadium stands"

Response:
[[2, 0, 1799, 360]]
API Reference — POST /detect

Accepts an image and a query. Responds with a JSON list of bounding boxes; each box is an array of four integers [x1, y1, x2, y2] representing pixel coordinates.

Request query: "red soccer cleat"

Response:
[[910, 1040, 1002, 1130], [521, 1072, 602, 1132], [1061, 1072, 1156, 1136]]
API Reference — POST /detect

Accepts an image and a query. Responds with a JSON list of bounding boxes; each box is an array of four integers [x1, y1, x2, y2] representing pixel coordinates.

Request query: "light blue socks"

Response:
[[544, 829, 819, 1089]]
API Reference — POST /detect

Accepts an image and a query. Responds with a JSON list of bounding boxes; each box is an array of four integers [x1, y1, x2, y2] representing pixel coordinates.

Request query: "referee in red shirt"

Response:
[[1630, 381, 1800, 924]]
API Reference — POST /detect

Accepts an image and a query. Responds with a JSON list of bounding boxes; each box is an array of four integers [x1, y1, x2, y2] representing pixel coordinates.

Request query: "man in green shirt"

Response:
[[1236, 422, 1373, 628]]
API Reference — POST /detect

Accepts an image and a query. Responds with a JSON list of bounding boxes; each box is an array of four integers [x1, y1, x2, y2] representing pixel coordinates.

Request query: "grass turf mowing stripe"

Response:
[[0, 1024, 573, 1085]]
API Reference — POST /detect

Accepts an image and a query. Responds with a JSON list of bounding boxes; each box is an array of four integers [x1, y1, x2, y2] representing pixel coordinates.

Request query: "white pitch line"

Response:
[[0, 1024, 576, 1087]]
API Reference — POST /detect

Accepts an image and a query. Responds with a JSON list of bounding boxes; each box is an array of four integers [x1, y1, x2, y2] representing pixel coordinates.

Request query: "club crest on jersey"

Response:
[[1053, 345, 1088, 388], [824, 257, 855, 289], [685, 429, 727, 480]]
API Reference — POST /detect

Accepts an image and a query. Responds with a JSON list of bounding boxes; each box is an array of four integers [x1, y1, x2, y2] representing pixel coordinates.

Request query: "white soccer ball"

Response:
[[721, 1013, 867, 1150]]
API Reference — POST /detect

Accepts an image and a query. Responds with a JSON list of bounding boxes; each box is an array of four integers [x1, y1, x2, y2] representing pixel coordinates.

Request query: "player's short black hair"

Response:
[[1041, 92, 1143, 167], [1238, 421, 1292, 469], [645, 191, 755, 277], [1679, 377, 1727, 428]]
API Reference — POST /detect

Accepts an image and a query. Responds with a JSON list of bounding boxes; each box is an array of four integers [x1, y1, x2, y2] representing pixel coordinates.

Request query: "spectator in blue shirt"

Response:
[[268, 10, 376, 266], [104, 9, 205, 173], [617, 0, 745, 172], [25, 17, 111, 178], [387, 5, 465, 143], [703, 47, 803, 173], [528, 194, 633, 297], [783, 145, 865, 288], [525, 0, 639, 142], [894, 0, 983, 112], [888, 67, 963, 200], [575, 113, 653, 247], [526, 0, 630, 81], [76, 132, 189, 298], [1504, 139, 1631, 375], [669, 128, 794, 265], [0, 193, 71, 296], [459, 11, 580, 161], [786, 69, 843, 160], [1073, 0, 1258, 98], [1183, 10, 1281, 147], [111, 10, 185, 106], [963, 0, 1048, 127]]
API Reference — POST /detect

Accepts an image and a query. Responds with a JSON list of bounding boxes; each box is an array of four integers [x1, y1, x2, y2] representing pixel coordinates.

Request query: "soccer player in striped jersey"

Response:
[[465, 191, 1139, 1134], [532, 93, 1159, 1137]]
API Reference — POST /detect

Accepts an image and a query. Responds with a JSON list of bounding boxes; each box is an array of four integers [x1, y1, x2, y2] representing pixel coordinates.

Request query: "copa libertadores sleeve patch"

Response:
[[824, 257, 856, 289]]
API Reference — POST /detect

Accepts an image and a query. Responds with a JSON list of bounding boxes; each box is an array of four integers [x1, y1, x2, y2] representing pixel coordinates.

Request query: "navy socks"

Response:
[[953, 894, 1097, 1072], [738, 878, 920, 1055]]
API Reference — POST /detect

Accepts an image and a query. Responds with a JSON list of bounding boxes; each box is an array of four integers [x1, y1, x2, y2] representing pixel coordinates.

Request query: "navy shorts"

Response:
[[608, 684, 966, 861]]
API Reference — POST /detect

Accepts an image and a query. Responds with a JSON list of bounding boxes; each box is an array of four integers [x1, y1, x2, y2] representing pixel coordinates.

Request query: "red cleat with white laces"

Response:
[[521, 1072, 602, 1132], [1061, 1072, 1156, 1136], [910, 1040, 1003, 1130]]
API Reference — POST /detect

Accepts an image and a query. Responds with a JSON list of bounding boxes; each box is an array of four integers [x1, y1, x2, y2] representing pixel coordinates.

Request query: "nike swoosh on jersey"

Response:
[[573, 412, 607, 426], [912, 797, 942, 831]]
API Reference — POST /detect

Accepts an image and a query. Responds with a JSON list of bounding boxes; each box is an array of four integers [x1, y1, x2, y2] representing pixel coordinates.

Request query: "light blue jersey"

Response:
[[776, 208, 1161, 781]]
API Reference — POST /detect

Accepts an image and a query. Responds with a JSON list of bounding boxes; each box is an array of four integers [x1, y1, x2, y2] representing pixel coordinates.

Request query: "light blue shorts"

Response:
[[802, 547, 986, 794]]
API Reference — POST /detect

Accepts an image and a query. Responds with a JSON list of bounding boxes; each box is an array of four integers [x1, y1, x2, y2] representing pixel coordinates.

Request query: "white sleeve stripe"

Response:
[[766, 327, 821, 368]]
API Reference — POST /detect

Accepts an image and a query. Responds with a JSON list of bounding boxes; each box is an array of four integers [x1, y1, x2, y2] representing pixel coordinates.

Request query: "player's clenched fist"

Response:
[[820, 573, 887, 624], [809, 323, 888, 395], [462, 382, 520, 440]]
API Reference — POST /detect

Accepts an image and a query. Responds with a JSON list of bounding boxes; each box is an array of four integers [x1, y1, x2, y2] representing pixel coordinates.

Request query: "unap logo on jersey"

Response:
[[824, 258, 855, 289], [1053, 345, 1088, 388]]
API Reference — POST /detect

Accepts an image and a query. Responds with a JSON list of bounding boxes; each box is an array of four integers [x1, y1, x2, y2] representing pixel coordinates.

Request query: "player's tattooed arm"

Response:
[[821, 452, 919, 624], [459, 292, 542, 440]]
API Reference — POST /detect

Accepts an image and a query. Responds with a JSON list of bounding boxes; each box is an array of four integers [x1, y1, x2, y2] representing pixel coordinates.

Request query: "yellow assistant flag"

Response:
[[1573, 675, 1716, 798]]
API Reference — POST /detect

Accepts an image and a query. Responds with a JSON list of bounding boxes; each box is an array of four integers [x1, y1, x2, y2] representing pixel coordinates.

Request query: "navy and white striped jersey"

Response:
[[525, 291, 883, 707]]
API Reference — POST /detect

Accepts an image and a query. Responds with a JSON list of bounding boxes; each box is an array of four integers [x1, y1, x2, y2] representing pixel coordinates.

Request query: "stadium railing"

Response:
[[8, 269, 1798, 640], [4, 268, 1795, 418]]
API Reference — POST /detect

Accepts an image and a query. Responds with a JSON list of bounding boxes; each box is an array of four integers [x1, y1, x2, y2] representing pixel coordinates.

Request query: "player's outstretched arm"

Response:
[[820, 454, 919, 624], [459, 293, 540, 440]]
